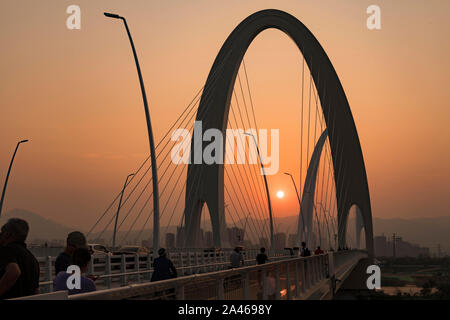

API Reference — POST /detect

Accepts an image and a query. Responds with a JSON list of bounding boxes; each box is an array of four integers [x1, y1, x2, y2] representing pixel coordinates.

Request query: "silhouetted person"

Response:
[[230, 247, 244, 268], [300, 241, 311, 257], [55, 231, 87, 275], [314, 246, 324, 255], [0, 218, 40, 299], [151, 248, 177, 282], [53, 247, 96, 295], [256, 247, 269, 265]]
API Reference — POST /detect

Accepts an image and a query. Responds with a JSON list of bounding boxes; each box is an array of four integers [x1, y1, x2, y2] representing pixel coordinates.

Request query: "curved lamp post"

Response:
[[0, 139, 29, 218], [244, 132, 274, 254], [104, 13, 160, 254], [112, 173, 135, 250]]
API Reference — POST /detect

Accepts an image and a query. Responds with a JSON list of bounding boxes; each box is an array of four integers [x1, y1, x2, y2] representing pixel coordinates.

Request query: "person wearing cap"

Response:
[[55, 231, 87, 275], [151, 248, 177, 282]]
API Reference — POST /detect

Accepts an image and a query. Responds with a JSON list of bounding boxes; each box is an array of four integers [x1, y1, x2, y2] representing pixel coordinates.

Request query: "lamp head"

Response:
[[19, 139, 29, 144], [104, 12, 121, 19]]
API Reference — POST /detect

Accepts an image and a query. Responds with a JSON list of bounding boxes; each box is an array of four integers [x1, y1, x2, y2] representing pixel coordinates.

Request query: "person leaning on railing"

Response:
[[229, 247, 244, 268], [151, 248, 177, 282], [0, 218, 40, 299]]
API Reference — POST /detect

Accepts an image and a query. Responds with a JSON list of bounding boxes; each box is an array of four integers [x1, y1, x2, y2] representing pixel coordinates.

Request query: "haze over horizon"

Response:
[[3, 208, 450, 255]]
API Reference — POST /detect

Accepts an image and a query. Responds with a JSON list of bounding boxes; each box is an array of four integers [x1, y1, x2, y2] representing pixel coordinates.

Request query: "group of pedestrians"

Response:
[[0, 219, 98, 299], [0, 215, 329, 300], [228, 241, 325, 270]]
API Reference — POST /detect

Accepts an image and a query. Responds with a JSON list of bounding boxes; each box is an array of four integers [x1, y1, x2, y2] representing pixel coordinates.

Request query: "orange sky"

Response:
[[1, 0, 449, 231]]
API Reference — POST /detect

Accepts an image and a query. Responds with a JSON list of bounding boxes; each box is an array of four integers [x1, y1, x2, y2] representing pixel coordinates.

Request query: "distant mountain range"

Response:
[[0, 209, 76, 242], [2, 209, 449, 252]]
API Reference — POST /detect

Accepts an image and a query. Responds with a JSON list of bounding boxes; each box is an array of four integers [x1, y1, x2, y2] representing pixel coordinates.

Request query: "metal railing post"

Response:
[[214, 252, 217, 271], [294, 261, 300, 298], [186, 251, 191, 275], [286, 262, 292, 300], [177, 284, 185, 300], [147, 253, 152, 281], [135, 254, 140, 283], [275, 265, 281, 300], [310, 258, 315, 287], [179, 252, 184, 276], [302, 259, 308, 292], [262, 269, 268, 300], [312, 256, 317, 285], [312, 258, 317, 286], [243, 271, 250, 300], [328, 252, 336, 297], [217, 278, 224, 300], [321, 255, 326, 279], [194, 251, 199, 274], [46, 256, 53, 293], [120, 255, 126, 286], [105, 254, 111, 288], [318, 256, 322, 280], [201, 251, 206, 274]]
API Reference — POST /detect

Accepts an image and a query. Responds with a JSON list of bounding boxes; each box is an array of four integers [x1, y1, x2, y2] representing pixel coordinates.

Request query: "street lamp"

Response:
[[104, 12, 160, 255], [112, 173, 135, 250], [283, 173, 301, 204], [244, 132, 274, 254], [0, 139, 29, 218], [283, 172, 305, 247]]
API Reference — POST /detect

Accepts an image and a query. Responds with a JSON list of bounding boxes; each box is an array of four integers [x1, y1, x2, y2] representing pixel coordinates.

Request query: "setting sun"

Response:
[[276, 190, 285, 199]]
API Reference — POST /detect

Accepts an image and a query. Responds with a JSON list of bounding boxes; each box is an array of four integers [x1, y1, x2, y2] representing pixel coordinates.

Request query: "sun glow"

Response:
[[276, 190, 285, 199]]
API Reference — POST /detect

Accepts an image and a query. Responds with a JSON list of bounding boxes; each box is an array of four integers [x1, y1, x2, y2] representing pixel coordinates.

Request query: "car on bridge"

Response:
[[88, 243, 112, 263], [113, 245, 150, 255], [111, 246, 152, 270], [88, 243, 111, 255]]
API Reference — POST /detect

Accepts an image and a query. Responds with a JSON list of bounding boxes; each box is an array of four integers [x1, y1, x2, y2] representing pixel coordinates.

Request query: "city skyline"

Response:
[[1, 1, 449, 235]]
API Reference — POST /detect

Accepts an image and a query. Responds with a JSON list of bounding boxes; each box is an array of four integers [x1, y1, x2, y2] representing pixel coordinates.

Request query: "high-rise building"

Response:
[[288, 234, 297, 247], [165, 233, 175, 249], [273, 233, 287, 251], [227, 227, 244, 247], [176, 227, 185, 248], [259, 237, 269, 249]]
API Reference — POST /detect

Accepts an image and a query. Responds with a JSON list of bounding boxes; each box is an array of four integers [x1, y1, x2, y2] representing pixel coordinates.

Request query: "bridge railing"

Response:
[[67, 250, 367, 300], [36, 248, 293, 294]]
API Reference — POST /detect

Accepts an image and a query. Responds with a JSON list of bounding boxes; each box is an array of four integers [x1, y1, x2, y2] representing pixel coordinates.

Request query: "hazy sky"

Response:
[[1, 0, 449, 231]]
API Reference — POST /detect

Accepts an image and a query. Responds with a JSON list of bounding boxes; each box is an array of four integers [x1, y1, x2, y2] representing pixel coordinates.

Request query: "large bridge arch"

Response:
[[184, 9, 374, 258]]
